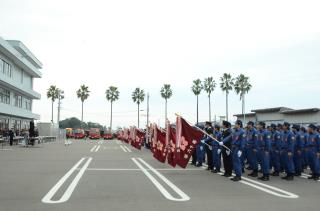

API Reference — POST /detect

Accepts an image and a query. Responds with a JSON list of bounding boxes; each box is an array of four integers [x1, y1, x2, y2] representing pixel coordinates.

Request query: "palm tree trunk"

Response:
[[81, 101, 84, 122], [209, 95, 211, 122], [138, 103, 140, 128], [242, 94, 246, 124], [165, 99, 167, 121], [196, 95, 199, 124], [51, 100, 54, 123], [110, 101, 113, 133], [226, 92, 229, 121]]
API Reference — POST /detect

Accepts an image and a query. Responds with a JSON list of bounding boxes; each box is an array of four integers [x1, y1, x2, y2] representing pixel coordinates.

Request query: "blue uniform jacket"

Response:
[[281, 130, 295, 152], [211, 131, 222, 148], [271, 130, 282, 151], [294, 131, 305, 151], [222, 128, 246, 151], [306, 132, 320, 153], [256, 129, 271, 152], [246, 128, 257, 148]]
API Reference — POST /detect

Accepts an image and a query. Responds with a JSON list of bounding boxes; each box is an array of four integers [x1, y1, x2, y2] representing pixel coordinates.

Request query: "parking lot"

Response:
[[0, 139, 319, 211]]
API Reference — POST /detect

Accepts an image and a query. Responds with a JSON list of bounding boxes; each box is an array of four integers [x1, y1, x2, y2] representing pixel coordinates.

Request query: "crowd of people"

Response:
[[193, 120, 320, 182], [0, 126, 38, 146]]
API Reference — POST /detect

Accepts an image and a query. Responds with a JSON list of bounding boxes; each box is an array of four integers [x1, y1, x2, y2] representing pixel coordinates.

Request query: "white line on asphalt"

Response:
[[120, 145, 128, 152], [123, 146, 132, 152], [0, 149, 13, 151], [301, 173, 320, 182], [42, 157, 92, 204], [218, 169, 299, 198], [90, 145, 97, 152], [95, 145, 101, 152], [83, 168, 203, 171], [132, 158, 190, 202]]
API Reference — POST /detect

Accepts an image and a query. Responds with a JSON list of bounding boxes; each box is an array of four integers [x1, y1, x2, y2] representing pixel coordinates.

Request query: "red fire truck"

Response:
[[89, 128, 101, 139], [74, 128, 85, 139]]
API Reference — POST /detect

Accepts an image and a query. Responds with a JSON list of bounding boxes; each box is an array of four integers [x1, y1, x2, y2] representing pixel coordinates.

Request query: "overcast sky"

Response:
[[1, 0, 320, 128]]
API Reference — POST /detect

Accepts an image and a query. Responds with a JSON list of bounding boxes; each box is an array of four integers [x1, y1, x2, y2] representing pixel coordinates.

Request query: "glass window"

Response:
[[0, 59, 3, 73], [0, 87, 10, 104], [1, 59, 12, 77]]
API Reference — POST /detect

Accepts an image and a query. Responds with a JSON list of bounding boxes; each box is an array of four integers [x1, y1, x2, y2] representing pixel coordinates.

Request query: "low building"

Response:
[[234, 107, 320, 126], [0, 37, 42, 132]]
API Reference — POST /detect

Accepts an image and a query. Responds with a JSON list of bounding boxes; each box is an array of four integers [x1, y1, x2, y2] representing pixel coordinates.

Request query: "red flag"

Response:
[[153, 126, 167, 163], [166, 122, 177, 167], [175, 116, 203, 168], [133, 128, 145, 150]]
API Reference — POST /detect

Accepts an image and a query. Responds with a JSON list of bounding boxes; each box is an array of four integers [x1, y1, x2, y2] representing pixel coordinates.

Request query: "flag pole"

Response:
[[175, 113, 231, 152]]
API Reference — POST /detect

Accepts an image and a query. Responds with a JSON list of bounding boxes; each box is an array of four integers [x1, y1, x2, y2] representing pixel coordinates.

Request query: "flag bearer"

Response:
[[220, 121, 233, 177]]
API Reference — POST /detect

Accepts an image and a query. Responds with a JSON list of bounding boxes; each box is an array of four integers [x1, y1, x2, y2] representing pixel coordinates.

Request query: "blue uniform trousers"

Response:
[[212, 147, 221, 170], [232, 147, 242, 177], [258, 149, 270, 175], [280, 150, 295, 174]]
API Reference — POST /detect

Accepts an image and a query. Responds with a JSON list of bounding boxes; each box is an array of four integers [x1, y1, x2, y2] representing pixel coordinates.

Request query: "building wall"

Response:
[[283, 112, 320, 126], [255, 112, 284, 122]]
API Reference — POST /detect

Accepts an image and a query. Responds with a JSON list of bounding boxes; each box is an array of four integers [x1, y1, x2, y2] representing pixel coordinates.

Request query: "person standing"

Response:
[[220, 121, 233, 177], [305, 124, 320, 180], [256, 122, 271, 181], [220, 120, 246, 181], [204, 122, 213, 170], [9, 129, 14, 146], [280, 122, 295, 180], [246, 121, 258, 176], [270, 124, 282, 176], [211, 125, 222, 173], [292, 124, 304, 176]]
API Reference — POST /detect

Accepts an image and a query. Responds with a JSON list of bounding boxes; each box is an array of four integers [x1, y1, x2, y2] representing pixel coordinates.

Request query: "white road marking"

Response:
[[90, 145, 97, 152], [83, 168, 203, 171], [95, 145, 101, 152], [123, 146, 132, 152], [132, 158, 190, 202], [0, 149, 13, 151], [218, 169, 299, 198], [42, 157, 92, 204], [120, 145, 128, 152], [301, 173, 320, 182]]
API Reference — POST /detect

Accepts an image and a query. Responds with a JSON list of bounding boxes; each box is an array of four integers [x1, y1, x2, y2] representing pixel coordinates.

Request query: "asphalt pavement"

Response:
[[0, 139, 319, 211]]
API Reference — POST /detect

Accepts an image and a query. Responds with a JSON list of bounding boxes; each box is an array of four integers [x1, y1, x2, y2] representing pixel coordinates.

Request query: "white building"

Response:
[[234, 107, 320, 126], [0, 37, 42, 131]]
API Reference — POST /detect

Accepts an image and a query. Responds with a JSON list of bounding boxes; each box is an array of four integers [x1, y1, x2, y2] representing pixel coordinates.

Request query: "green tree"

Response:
[[220, 73, 234, 121], [47, 85, 59, 123], [160, 84, 173, 121], [203, 77, 216, 122], [106, 86, 120, 132], [234, 74, 252, 123], [76, 85, 90, 122], [191, 79, 203, 124], [132, 88, 145, 128]]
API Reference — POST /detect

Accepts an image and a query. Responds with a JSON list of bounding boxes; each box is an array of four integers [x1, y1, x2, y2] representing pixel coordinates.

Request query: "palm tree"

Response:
[[220, 73, 234, 121], [160, 84, 173, 121], [47, 85, 59, 123], [132, 88, 145, 128], [106, 86, 120, 133], [234, 74, 252, 123], [191, 79, 203, 124], [76, 85, 90, 122], [203, 77, 216, 122]]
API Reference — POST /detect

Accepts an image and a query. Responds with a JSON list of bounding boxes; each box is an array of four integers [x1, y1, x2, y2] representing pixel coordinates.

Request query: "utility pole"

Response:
[[57, 90, 64, 128], [146, 93, 150, 146]]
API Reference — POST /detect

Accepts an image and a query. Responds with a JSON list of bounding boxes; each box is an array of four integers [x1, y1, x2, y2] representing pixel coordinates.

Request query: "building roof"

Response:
[[0, 37, 42, 78], [233, 113, 256, 117], [6, 40, 43, 68], [251, 107, 293, 113], [281, 108, 320, 114]]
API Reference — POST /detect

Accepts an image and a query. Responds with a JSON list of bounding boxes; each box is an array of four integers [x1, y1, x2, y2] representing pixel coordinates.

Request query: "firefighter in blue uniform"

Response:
[[280, 122, 295, 180], [256, 122, 271, 181], [246, 121, 258, 176], [306, 124, 320, 180], [300, 127, 309, 170], [211, 125, 222, 173], [292, 124, 304, 176], [270, 124, 282, 176], [220, 120, 246, 182]]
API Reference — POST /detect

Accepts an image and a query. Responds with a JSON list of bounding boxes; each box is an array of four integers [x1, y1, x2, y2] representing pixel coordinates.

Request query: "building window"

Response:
[[13, 93, 22, 108], [1, 58, 12, 77], [0, 87, 10, 104]]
